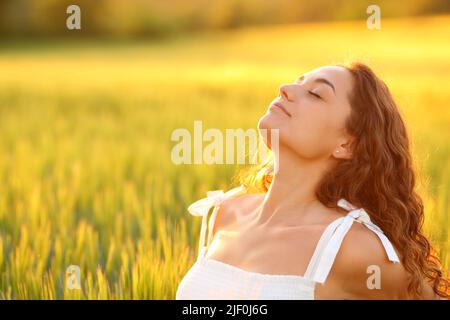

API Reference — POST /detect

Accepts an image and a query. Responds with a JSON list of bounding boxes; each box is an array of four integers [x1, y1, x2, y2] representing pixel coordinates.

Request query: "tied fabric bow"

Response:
[[337, 198, 374, 227], [308, 198, 401, 284], [305, 198, 399, 282], [187, 185, 246, 258], [337, 198, 400, 261]]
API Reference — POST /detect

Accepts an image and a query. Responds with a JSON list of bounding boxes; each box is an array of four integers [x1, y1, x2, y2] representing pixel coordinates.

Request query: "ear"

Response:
[[332, 139, 353, 160]]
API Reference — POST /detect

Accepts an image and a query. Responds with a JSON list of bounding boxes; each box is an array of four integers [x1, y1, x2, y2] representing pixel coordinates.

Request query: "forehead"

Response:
[[301, 66, 353, 97]]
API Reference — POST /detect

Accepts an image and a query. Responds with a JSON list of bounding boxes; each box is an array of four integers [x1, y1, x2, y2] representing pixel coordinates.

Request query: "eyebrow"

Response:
[[297, 75, 336, 94]]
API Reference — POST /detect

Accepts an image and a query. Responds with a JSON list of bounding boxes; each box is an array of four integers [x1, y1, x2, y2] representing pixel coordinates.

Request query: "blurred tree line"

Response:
[[0, 0, 449, 38]]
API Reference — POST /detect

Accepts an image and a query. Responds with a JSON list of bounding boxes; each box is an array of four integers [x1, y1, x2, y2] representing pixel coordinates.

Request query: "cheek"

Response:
[[282, 112, 337, 158], [258, 111, 297, 150]]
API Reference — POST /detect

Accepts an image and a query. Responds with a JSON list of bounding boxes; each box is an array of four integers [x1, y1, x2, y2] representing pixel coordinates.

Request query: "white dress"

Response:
[[176, 185, 400, 299]]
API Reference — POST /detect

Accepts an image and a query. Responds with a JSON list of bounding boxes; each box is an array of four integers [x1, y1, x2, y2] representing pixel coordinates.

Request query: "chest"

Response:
[[204, 225, 324, 276]]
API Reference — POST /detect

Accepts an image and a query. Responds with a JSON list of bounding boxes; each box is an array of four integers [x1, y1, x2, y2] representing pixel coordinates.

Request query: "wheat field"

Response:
[[0, 15, 449, 299]]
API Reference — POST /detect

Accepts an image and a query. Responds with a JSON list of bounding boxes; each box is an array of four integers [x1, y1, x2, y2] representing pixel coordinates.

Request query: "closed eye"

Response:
[[308, 91, 322, 99]]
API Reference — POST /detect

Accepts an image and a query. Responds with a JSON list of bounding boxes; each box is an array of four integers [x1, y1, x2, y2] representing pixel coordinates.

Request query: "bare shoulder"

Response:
[[211, 192, 264, 238], [328, 222, 410, 299]]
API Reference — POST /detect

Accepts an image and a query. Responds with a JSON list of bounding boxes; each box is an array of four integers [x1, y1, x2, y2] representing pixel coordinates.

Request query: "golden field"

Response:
[[0, 15, 449, 299]]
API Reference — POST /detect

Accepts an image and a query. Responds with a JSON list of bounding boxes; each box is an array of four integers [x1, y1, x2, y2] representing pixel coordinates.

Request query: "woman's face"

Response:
[[259, 65, 354, 160]]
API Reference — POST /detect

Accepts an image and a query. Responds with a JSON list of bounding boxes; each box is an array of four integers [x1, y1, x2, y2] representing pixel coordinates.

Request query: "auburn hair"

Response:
[[233, 62, 449, 299]]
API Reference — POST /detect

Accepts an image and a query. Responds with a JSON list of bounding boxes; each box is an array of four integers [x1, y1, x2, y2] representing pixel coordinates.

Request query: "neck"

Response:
[[256, 146, 333, 226]]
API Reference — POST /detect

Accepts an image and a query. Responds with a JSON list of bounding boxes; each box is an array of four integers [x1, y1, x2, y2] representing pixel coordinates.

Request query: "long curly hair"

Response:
[[233, 62, 449, 299]]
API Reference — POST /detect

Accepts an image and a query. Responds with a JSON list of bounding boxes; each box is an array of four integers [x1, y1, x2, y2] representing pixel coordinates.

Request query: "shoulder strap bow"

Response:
[[337, 198, 400, 263], [305, 198, 400, 284], [188, 185, 246, 259]]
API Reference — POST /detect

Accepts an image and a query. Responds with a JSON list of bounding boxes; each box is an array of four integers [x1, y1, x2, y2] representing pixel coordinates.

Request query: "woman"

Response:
[[176, 62, 449, 299]]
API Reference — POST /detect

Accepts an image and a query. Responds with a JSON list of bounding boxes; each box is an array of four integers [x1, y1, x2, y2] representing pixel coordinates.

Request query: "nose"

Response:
[[279, 84, 292, 101]]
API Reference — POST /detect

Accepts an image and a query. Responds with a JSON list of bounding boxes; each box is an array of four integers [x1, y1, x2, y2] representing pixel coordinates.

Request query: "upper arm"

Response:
[[336, 226, 443, 300], [329, 223, 410, 299]]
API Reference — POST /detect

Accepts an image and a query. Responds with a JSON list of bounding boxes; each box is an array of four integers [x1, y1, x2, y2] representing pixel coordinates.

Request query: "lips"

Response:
[[270, 102, 291, 117]]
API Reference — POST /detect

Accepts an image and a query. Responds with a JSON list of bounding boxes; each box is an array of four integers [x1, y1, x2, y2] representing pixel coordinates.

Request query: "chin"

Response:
[[258, 112, 279, 130], [258, 114, 285, 151]]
